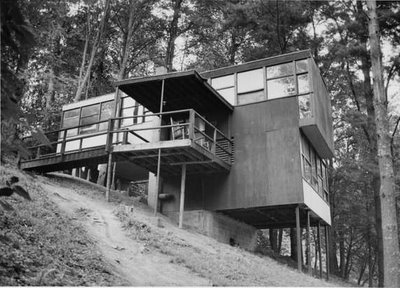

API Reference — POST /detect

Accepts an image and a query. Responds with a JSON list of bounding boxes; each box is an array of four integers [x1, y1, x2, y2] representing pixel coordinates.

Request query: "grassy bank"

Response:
[[0, 165, 127, 286]]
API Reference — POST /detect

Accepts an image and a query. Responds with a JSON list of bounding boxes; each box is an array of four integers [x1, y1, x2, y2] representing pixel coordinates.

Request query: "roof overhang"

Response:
[[114, 70, 233, 114]]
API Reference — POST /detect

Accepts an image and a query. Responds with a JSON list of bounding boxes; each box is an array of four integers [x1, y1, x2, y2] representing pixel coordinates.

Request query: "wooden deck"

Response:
[[20, 109, 233, 175], [21, 147, 109, 173], [113, 139, 231, 175], [21, 139, 231, 175]]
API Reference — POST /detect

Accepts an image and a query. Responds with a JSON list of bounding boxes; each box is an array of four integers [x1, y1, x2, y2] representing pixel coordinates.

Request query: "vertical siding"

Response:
[[203, 97, 303, 210], [310, 59, 334, 152]]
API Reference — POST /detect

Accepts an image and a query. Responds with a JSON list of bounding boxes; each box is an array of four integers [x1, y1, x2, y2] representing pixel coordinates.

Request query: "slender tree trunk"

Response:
[[367, 2, 400, 287], [74, 0, 110, 102], [77, 10, 91, 92], [165, 0, 183, 72]]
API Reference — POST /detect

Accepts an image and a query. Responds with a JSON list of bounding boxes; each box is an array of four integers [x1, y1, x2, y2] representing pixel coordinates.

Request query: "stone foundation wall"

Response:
[[165, 210, 258, 251]]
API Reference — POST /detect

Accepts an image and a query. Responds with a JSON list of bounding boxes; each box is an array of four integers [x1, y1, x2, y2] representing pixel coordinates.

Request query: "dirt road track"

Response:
[[41, 182, 211, 286]]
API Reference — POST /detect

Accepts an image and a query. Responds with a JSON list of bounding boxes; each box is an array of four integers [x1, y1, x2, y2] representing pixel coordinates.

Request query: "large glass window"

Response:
[[99, 101, 114, 131], [63, 108, 79, 137], [237, 69, 264, 93], [267, 77, 296, 99], [237, 69, 265, 105], [80, 104, 100, 134], [299, 94, 311, 119], [211, 74, 235, 105], [301, 133, 329, 201], [267, 62, 294, 78], [121, 97, 139, 126]]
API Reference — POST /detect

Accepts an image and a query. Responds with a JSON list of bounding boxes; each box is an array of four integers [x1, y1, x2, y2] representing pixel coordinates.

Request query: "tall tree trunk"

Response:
[[355, 2, 385, 284], [165, 0, 183, 72], [74, 0, 110, 102], [367, 1, 400, 287]]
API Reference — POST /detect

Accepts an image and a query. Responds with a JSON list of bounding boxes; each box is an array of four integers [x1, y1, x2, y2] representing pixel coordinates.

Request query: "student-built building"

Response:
[[21, 50, 334, 274]]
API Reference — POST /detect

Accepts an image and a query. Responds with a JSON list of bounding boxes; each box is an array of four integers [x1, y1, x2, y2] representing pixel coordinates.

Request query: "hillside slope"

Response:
[[1, 165, 344, 286]]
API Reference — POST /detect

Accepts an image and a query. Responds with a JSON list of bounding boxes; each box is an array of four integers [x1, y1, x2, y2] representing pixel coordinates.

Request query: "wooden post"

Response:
[[318, 221, 323, 279], [296, 206, 302, 272], [212, 128, 217, 154], [86, 168, 91, 181], [189, 109, 195, 140], [178, 164, 187, 229], [60, 129, 67, 160], [325, 225, 330, 280], [306, 209, 311, 275], [154, 79, 165, 216], [111, 161, 117, 190], [105, 153, 113, 202]]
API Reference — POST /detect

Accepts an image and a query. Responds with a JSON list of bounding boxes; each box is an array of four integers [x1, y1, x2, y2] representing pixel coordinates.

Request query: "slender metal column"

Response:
[[306, 209, 311, 275], [296, 206, 302, 272], [154, 79, 165, 216], [325, 225, 330, 280], [178, 164, 187, 228], [317, 221, 323, 278], [105, 153, 113, 201]]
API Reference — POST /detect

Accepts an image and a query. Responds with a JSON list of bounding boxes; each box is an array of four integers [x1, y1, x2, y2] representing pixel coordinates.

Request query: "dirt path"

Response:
[[41, 182, 211, 286]]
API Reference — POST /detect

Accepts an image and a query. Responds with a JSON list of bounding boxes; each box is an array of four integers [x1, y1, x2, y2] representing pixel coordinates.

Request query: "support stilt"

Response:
[[178, 164, 187, 229], [105, 153, 113, 202], [306, 209, 311, 275], [296, 206, 302, 272], [154, 148, 161, 215], [154, 79, 165, 216], [325, 225, 330, 280], [318, 221, 322, 278]]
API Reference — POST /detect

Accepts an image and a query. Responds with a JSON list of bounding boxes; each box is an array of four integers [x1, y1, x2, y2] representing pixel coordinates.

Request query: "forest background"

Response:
[[1, 0, 400, 286]]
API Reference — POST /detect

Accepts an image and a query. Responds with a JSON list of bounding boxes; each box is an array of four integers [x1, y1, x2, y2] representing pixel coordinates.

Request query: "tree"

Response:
[[366, 1, 400, 286]]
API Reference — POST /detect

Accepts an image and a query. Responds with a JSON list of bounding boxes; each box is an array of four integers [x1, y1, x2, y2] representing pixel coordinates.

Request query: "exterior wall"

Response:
[[204, 97, 303, 211], [303, 180, 331, 225], [310, 58, 334, 152], [165, 210, 258, 251]]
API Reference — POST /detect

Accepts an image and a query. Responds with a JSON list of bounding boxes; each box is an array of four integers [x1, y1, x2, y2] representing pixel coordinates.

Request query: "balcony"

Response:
[[20, 109, 233, 175]]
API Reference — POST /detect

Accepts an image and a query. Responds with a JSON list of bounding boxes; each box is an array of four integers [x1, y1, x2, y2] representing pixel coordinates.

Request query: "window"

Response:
[[299, 94, 311, 118], [237, 90, 265, 105], [267, 62, 293, 78], [296, 59, 308, 73], [80, 104, 100, 134], [267, 76, 296, 99], [211, 74, 235, 105], [237, 69, 265, 104], [63, 108, 80, 137], [298, 74, 310, 94], [99, 101, 114, 131], [237, 69, 264, 93], [121, 97, 139, 126], [300, 134, 329, 201]]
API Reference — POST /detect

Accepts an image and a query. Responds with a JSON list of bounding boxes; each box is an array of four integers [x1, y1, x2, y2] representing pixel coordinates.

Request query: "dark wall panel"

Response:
[[310, 59, 334, 152], [203, 97, 303, 211]]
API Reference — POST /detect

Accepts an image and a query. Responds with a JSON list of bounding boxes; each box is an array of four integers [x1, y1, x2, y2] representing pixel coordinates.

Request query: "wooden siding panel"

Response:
[[310, 59, 334, 153], [203, 97, 303, 210]]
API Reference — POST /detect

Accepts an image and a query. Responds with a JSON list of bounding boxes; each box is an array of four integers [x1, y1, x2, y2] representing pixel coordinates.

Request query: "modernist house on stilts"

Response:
[[21, 50, 334, 277]]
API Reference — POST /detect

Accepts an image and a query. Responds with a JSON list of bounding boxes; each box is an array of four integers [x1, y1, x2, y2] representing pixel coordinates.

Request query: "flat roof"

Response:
[[115, 70, 233, 114]]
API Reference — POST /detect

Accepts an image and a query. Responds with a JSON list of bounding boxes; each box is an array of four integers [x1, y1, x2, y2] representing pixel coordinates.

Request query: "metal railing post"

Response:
[[189, 110, 195, 140], [212, 129, 217, 155], [60, 129, 67, 160], [106, 119, 113, 152]]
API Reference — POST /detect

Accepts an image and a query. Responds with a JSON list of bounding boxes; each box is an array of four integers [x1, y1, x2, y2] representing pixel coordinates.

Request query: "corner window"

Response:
[[301, 134, 329, 201], [211, 74, 235, 105]]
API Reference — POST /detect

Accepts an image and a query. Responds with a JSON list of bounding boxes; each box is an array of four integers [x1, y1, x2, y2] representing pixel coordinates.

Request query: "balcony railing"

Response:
[[21, 109, 233, 166]]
